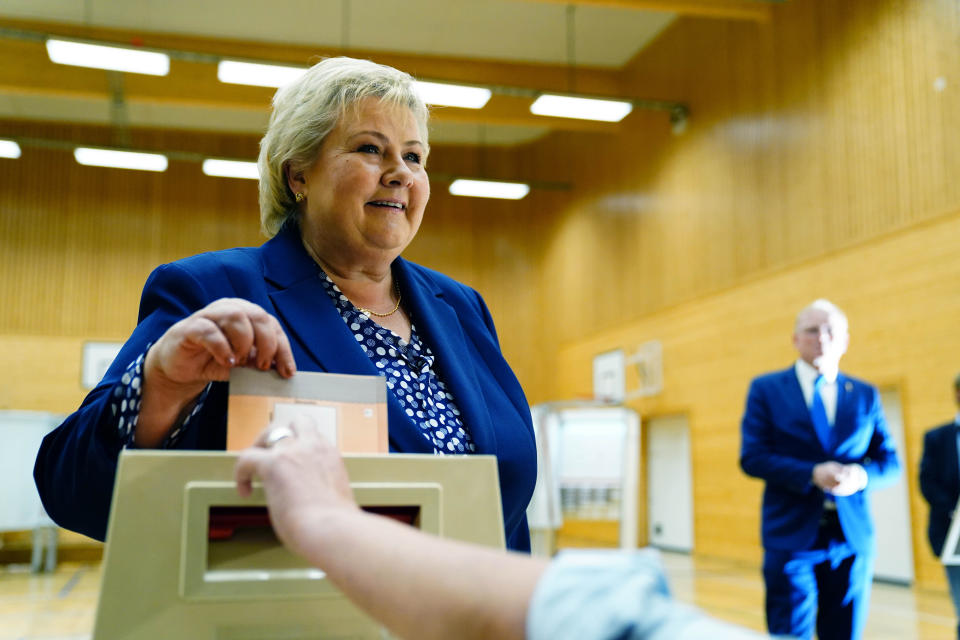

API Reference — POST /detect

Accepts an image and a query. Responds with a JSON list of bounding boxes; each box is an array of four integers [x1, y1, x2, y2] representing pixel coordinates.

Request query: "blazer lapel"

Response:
[[260, 224, 376, 376], [395, 259, 497, 454], [942, 425, 960, 496], [830, 373, 854, 452]]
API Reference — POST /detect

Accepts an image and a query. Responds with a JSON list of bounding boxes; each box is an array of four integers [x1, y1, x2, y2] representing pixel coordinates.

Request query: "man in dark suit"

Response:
[[919, 372, 960, 638], [740, 299, 901, 640]]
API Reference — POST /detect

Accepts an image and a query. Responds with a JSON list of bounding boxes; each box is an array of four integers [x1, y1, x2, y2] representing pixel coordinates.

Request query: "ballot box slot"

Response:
[[205, 505, 421, 576], [361, 504, 420, 528], [181, 481, 441, 600], [208, 505, 421, 542], [207, 506, 314, 575]]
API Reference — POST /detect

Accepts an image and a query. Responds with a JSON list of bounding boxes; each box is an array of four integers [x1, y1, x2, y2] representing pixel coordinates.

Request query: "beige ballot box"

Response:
[[226, 369, 388, 452], [93, 451, 505, 640]]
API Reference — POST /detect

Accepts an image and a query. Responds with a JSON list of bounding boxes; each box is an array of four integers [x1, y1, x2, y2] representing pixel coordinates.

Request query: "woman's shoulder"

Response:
[[153, 244, 264, 280]]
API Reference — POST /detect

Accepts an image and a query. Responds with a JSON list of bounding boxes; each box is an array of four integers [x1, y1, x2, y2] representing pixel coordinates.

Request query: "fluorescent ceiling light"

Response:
[[203, 159, 259, 180], [449, 179, 530, 200], [46, 39, 169, 76], [530, 94, 633, 122], [218, 60, 307, 88], [74, 148, 168, 172], [414, 81, 491, 109], [0, 140, 21, 159]]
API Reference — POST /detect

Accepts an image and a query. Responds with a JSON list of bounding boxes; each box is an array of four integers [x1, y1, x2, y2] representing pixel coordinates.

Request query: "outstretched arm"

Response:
[[235, 416, 546, 640]]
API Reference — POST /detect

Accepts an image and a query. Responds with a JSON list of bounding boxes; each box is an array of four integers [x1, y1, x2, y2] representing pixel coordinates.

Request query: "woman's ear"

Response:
[[285, 162, 305, 197]]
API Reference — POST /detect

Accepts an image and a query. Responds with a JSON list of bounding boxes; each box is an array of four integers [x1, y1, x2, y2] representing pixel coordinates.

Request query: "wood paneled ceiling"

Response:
[[0, 0, 777, 151]]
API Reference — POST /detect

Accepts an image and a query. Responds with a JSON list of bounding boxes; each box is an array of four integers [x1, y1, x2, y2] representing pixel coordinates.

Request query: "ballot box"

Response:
[[93, 451, 505, 639]]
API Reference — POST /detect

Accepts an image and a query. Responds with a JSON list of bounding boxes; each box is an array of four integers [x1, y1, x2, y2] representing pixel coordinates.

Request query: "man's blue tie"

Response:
[[810, 374, 832, 452]]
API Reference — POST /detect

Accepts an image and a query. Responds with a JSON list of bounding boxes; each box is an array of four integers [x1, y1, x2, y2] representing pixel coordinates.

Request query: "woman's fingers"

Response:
[[200, 301, 257, 364], [151, 298, 297, 387], [180, 316, 238, 369], [198, 299, 297, 377], [272, 323, 297, 377]]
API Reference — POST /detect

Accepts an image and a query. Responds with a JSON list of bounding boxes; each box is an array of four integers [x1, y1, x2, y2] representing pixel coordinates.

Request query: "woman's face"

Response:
[[292, 97, 429, 265]]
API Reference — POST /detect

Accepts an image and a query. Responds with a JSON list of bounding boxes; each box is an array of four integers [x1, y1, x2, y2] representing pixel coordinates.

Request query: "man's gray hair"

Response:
[[257, 57, 429, 237], [794, 298, 849, 333]]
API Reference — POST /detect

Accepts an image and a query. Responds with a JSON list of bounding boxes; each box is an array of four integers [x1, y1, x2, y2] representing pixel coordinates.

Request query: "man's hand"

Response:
[[812, 461, 867, 496]]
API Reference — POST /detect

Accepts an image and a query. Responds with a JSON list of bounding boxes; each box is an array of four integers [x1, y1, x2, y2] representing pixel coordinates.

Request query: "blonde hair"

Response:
[[257, 57, 429, 237]]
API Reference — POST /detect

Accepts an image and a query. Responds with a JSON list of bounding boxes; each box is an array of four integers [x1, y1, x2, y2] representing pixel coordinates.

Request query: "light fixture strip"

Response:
[[46, 39, 170, 76], [413, 81, 491, 109], [26, 28, 685, 120], [449, 179, 530, 200], [0, 139, 22, 159], [217, 60, 308, 88], [74, 147, 168, 172], [530, 94, 633, 122], [202, 159, 259, 180]]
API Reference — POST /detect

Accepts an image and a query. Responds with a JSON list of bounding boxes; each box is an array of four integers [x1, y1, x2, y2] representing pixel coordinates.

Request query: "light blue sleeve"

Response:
[[526, 549, 768, 640]]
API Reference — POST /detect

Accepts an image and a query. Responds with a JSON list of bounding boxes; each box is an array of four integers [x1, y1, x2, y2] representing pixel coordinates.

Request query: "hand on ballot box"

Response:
[[235, 414, 358, 559]]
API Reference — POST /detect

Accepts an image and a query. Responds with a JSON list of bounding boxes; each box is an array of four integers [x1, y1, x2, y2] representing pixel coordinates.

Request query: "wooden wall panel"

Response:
[[538, 0, 960, 589], [537, 0, 960, 350]]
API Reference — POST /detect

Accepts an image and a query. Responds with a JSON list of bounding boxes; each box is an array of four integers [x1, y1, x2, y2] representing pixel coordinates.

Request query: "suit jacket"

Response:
[[739, 366, 900, 554], [34, 223, 537, 550], [919, 421, 960, 556]]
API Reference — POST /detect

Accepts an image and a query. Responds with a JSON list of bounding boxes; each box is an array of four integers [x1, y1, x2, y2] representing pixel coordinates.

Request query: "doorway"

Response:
[[871, 389, 914, 584], [646, 414, 694, 552]]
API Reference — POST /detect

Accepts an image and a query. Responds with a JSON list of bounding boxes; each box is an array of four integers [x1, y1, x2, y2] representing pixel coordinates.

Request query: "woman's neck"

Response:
[[300, 235, 397, 312]]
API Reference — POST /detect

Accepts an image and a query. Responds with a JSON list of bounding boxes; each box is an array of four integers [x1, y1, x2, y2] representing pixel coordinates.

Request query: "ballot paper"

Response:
[[226, 369, 388, 452]]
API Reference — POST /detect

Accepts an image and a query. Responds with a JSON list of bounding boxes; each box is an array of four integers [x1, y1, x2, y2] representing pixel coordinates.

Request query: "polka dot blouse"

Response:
[[111, 272, 476, 455], [318, 271, 476, 455]]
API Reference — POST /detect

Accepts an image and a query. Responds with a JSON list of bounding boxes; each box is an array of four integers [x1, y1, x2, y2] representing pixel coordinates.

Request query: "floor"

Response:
[[0, 553, 955, 639], [660, 552, 957, 639], [0, 562, 99, 640]]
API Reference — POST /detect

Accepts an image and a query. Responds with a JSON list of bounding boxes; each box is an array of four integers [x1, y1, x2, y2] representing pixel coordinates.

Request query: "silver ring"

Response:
[[264, 426, 295, 448]]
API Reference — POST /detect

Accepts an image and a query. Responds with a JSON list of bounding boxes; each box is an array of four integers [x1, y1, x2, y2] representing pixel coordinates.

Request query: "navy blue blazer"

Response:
[[35, 223, 537, 550], [919, 421, 960, 556], [740, 366, 900, 554]]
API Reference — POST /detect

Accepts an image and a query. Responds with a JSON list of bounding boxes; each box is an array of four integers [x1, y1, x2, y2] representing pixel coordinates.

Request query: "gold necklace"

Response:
[[356, 280, 402, 318]]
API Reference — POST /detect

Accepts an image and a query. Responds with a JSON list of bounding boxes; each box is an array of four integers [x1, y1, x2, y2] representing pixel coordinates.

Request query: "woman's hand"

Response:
[[148, 297, 296, 385], [136, 298, 297, 447], [235, 415, 358, 558]]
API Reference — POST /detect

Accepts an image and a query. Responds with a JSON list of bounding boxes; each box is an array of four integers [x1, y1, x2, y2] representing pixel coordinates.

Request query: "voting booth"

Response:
[[0, 410, 61, 572], [526, 403, 641, 556], [93, 450, 505, 639]]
